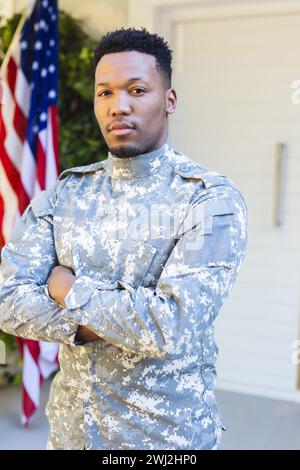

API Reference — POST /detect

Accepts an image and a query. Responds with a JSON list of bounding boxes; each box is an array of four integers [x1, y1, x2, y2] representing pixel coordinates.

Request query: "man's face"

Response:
[[94, 50, 177, 157]]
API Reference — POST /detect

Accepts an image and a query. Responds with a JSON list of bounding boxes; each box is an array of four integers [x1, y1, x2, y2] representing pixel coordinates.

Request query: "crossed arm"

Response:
[[47, 266, 99, 342], [0, 184, 247, 357]]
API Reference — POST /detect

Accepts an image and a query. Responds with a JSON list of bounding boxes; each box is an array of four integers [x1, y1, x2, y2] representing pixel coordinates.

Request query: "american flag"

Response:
[[0, 0, 60, 425]]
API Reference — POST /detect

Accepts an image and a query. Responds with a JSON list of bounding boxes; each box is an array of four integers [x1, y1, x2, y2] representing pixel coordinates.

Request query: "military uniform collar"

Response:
[[106, 141, 169, 179]]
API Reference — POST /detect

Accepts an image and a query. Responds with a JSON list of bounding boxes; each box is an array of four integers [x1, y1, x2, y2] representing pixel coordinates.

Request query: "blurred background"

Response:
[[0, 0, 300, 450]]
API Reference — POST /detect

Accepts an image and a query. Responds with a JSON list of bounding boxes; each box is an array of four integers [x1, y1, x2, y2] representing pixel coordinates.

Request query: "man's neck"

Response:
[[106, 140, 170, 180]]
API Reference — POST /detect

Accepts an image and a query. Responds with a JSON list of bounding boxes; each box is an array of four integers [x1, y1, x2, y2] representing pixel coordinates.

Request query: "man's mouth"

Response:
[[110, 128, 135, 135], [108, 122, 135, 135]]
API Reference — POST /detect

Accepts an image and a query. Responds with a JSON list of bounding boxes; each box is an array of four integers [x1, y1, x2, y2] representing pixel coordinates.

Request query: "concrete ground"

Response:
[[0, 379, 299, 450]]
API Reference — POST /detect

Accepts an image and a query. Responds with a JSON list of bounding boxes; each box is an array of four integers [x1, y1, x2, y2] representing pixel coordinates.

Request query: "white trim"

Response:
[[159, 0, 300, 43], [128, 0, 300, 40]]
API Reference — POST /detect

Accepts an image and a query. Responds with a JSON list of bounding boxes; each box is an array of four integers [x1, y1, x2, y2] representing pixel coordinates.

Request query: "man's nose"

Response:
[[109, 91, 131, 115]]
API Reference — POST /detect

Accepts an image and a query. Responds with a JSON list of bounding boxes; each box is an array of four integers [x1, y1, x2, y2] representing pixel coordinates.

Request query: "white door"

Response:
[[167, 11, 300, 400]]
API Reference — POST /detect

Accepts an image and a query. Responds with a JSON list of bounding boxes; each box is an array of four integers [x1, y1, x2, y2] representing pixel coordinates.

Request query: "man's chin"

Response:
[[109, 143, 143, 158]]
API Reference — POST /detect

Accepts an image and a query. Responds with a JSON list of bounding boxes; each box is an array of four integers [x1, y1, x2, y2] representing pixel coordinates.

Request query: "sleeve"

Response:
[[0, 189, 79, 345], [62, 185, 248, 358]]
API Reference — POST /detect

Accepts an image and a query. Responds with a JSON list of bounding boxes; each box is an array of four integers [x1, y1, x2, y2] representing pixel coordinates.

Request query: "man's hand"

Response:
[[75, 325, 101, 342], [47, 266, 101, 342], [47, 265, 76, 309]]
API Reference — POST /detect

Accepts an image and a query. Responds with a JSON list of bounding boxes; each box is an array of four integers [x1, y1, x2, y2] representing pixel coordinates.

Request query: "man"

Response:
[[0, 28, 247, 450]]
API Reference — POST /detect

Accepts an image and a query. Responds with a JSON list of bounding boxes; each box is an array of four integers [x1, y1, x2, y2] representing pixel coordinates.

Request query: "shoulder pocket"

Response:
[[178, 198, 234, 238], [201, 198, 234, 235], [180, 199, 235, 269]]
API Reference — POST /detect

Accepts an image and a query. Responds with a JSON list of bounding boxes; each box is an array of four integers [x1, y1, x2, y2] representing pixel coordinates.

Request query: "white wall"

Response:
[[59, 0, 128, 37], [0, 0, 15, 19], [128, 0, 300, 31], [3, 0, 128, 37]]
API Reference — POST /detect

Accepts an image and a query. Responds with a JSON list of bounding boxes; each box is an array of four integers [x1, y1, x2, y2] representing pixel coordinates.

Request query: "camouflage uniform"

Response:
[[0, 141, 247, 449]]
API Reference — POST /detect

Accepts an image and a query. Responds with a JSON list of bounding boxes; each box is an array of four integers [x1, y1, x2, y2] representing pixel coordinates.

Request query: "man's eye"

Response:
[[130, 88, 146, 95], [97, 90, 110, 97]]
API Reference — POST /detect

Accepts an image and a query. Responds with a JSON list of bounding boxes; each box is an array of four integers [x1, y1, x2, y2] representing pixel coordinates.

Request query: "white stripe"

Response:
[[1, 74, 24, 174], [33, 180, 42, 198], [10, 41, 21, 72], [46, 108, 58, 188], [14, 68, 30, 118], [0, 159, 19, 241], [23, 343, 40, 408], [28, 0, 37, 15], [39, 128, 46, 153], [1, 78, 15, 129], [19, 141, 38, 200], [4, 127, 23, 173], [38, 342, 59, 379]]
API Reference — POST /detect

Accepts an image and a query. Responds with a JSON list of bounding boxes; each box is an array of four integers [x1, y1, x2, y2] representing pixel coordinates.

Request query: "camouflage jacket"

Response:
[[0, 141, 247, 450]]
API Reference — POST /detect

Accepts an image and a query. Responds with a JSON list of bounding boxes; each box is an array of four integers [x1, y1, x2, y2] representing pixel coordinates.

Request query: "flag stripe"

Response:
[[36, 135, 46, 190], [6, 57, 17, 96], [14, 68, 31, 118], [13, 103, 27, 143], [50, 106, 59, 173], [23, 341, 41, 409]]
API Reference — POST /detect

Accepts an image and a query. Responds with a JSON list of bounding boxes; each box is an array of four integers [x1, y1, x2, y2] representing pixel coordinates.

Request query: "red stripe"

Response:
[[13, 102, 27, 143], [50, 106, 60, 173], [25, 339, 40, 362], [16, 337, 24, 359], [0, 192, 4, 247], [22, 383, 37, 426], [6, 57, 17, 96], [36, 135, 46, 190]]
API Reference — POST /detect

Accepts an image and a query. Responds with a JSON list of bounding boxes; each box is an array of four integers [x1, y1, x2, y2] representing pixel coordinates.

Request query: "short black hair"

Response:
[[93, 27, 172, 88]]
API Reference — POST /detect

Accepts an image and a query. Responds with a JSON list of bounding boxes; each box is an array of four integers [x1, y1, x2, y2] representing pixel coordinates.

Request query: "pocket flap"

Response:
[[177, 198, 233, 238], [201, 198, 233, 218]]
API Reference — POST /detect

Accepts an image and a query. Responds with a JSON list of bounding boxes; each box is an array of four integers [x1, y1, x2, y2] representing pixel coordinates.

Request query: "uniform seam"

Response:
[[199, 336, 219, 449]]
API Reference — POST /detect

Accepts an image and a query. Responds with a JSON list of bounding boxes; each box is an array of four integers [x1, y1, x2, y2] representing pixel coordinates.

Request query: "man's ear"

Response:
[[166, 88, 177, 115]]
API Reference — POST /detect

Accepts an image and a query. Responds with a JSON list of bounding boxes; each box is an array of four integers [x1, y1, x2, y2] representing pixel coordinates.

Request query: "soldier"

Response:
[[0, 28, 247, 450]]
